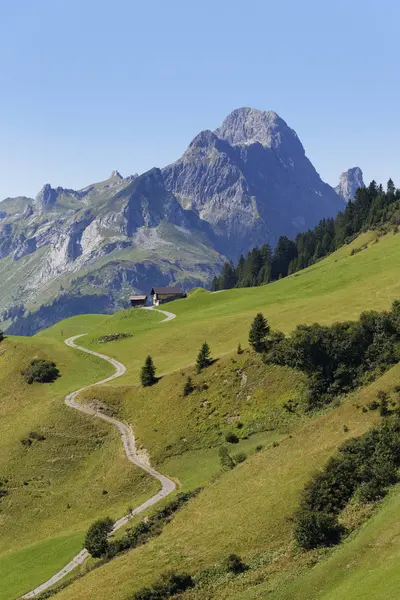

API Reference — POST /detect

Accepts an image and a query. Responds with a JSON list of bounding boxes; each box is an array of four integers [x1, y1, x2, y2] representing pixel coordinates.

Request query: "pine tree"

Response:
[[211, 276, 219, 292], [219, 262, 237, 290], [183, 376, 194, 396], [387, 178, 395, 195], [140, 355, 157, 386], [237, 342, 244, 355], [196, 342, 212, 373], [248, 313, 270, 352]]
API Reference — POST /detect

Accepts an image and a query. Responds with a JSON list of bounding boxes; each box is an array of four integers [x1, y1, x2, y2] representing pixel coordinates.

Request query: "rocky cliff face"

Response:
[[0, 107, 353, 334], [163, 108, 345, 257], [335, 167, 365, 202]]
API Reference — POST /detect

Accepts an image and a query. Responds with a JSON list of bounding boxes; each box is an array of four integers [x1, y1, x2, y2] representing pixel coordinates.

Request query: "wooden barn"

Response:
[[150, 286, 184, 306], [130, 295, 147, 307]]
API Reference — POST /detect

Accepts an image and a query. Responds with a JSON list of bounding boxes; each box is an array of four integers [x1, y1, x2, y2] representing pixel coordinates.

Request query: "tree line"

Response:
[[212, 178, 400, 291], [248, 301, 400, 410]]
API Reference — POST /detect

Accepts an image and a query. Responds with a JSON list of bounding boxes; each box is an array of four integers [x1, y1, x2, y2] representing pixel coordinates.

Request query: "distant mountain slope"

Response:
[[0, 169, 225, 335], [0, 108, 349, 334]]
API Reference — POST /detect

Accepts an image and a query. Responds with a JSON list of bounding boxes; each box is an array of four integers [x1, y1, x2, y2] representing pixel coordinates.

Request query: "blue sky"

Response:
[[0, 0, 398, 199]]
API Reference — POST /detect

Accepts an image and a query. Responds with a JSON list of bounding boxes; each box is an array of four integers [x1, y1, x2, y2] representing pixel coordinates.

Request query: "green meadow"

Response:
[[1, 229, 400, 598]]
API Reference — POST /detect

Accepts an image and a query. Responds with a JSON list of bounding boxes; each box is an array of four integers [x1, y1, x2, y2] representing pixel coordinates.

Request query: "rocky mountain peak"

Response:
[[189, 129, 218, 149], [335, 167, 364, 202], [110, 170, 123, 179], [34, 183, 57, 213], [214, 107, 301, 151]]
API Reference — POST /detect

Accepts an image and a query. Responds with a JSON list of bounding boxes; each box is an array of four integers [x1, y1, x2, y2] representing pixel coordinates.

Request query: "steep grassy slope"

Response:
[[52, 361, 397, 600], [79, 351, 307, 464], [274, 484, 400, 600], [0, 336, 158, 600], [6, 228, 400, 599]]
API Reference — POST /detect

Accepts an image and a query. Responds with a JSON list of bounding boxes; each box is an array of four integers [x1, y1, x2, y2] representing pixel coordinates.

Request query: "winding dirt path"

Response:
[[22, 307, 176, 598]]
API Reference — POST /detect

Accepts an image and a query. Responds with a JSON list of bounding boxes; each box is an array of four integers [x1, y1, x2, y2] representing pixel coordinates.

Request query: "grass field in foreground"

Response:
[[269, 482, 400, 600], [0, 533, 83, 600], [0, 336, 158, 600], [53, 360, 400, 600]]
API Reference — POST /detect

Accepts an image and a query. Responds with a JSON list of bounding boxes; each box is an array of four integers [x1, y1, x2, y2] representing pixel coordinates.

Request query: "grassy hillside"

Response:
[[79, 351, 307, 464], [52, 361, 395, 600], [0, 336, 158, 600], [3, 228, 400, 599], [40, 230, 400, 386]]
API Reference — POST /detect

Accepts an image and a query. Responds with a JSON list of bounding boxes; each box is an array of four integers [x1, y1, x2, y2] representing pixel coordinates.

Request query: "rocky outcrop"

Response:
[[34, 184, 58, 213], [335, 167, 364, 202], [12, 235, 37, 261], [122, 168, 189, 236]]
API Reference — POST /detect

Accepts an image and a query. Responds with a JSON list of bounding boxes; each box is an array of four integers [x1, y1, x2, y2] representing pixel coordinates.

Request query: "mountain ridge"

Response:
[[0, 107, 355, 334]]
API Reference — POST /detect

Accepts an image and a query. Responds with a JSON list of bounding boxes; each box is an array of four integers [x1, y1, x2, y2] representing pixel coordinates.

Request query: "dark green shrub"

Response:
[[219, 446, 235, 470], [22, 359, 60, 384], [283, 399, 298, 413], [84, 517, 114, 558], [157, 571, 195, 595], [97, 333, 133, 343], [232, 452, 247, 464], [225, 553, 247, 574], [0, 330, 4, 342], [294, 510, 343, 550], [237, 342, 244, 355], [133, 571, 195, 599], [28, 431, 46, 441], [0, 478, 9, 500], [357, 480, 385, 503], [377, 390, 390, 416], [368, 399, 380, 410], [225, 432, 239, 444], [183, 376, 194, 397]]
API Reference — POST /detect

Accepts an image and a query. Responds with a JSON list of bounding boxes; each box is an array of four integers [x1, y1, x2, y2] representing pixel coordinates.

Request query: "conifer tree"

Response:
[[196, 342, 212, 373], [140, 355, 157, 386], [237, 342, 243, 355], [248, 313, 270, 352]]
